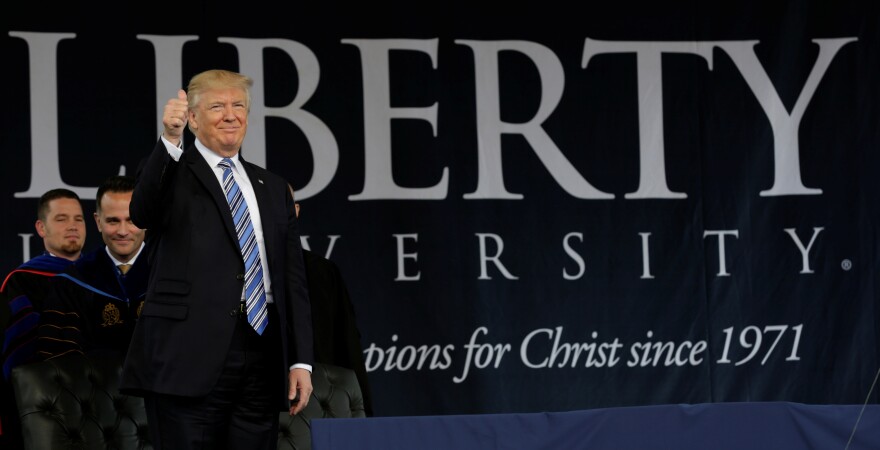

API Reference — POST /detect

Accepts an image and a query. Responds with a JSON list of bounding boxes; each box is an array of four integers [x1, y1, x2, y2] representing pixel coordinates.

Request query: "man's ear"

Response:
[[94, 212, 101, 231], [189, 110, 198, 130], [35, 220, 47, 238]]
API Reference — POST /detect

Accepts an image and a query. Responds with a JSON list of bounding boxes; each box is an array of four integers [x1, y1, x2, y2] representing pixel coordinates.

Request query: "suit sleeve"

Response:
[[131, 138, 179, 231], [284, 186, 315, 366]]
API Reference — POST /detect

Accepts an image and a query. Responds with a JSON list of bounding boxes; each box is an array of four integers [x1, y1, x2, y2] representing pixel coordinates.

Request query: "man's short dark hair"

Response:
[[96, 175, 136, 213], [37, 188, 81, 222]]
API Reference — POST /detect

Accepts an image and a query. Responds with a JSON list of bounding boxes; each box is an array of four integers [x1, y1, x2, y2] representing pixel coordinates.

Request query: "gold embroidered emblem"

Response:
[[101, 303, 124, 327], [136, 301, 144, 318]]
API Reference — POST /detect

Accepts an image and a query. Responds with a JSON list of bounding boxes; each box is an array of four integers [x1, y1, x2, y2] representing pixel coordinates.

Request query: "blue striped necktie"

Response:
[[218, 158, 268, 335]]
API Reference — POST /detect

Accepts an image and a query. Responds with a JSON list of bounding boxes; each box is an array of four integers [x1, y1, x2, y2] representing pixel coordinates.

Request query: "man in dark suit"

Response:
[[121, 69, 314, 450], [292, 199, 374, 416], [38, 175, 148, 361]]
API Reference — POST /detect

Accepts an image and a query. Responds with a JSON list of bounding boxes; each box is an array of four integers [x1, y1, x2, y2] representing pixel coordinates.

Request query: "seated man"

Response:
[[0, 188, 86, 448], [38, 175, 148, 360], [289, 186, 374, 416]]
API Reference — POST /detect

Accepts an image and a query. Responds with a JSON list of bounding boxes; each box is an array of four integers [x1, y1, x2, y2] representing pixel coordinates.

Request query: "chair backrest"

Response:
[[10, 353, 365, 450], [277, 362, 367, 450], [10, 352, 149, 450]]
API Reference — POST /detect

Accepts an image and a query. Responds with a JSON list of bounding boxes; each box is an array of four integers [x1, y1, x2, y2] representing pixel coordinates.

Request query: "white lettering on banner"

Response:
[[6, 32, 856, 201], [9, 32, 124, 200], [583, 40, 713, 199], [714, 38, 856, 196], [19, 233, 33, 262], [716, 324, 803, 365], [11, 224, 832, 278], [639, 232, 654, 279], [476, 233, 518, 280], [414, 226, 826, 280], [365, 324, 803, 383], [362, 334, 454, 372], [136, 34, 198, 140], [322, 235, 340, 259], [783, 227, 824, 274], [221, 37, 341, 200], [703, 229, 740, 277], [394, 233, 421, 281], [344, 39, 448, 200], [583, 38, 856, 198], [626, 330, 707, 367], [299, 235, 340, 258], [454, 327, 511, 383], [562, 232, 585, 280], [520, 327, 623, 369], [457, 40, 613, 200]]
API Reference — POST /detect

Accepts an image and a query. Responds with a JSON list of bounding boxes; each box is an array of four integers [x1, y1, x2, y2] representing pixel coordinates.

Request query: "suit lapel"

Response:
[[182, 147, 239, 247]]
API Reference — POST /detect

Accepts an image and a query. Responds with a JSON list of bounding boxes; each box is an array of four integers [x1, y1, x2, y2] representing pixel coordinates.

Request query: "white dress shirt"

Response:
[[106, 241, 146, 268]]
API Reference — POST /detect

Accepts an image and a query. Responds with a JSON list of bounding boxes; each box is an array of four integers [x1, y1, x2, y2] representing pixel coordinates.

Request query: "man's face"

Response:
[[95, 191, 145, 263], [189, 87, 248, 157], [36, 197, 85, 260]]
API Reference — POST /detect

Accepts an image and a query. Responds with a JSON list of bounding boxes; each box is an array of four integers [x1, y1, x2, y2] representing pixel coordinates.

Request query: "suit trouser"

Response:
[[145, 306, 283, 450]]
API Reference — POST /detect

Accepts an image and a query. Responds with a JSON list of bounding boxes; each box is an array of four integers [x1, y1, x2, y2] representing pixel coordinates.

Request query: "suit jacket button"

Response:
[[229, 309, 237, 317], [236, 274, 244, 280]]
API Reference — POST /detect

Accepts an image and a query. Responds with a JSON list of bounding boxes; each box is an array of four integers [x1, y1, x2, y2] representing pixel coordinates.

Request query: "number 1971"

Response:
[[716, 324, 803, 366]]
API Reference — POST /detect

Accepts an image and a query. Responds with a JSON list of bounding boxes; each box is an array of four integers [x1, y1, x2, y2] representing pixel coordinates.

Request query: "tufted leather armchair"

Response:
[[10, 352, 149, 449], [277, 362, 367, 450], [11, 353, 366, 450]]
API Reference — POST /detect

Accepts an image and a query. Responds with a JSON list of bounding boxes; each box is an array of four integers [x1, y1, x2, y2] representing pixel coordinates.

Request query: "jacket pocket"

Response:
[[141, 301, 188, 320], [154, 279, 190, 295]]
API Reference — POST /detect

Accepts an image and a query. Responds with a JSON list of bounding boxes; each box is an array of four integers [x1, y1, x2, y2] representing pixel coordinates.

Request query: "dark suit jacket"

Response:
[[120, 139, 313, 409]]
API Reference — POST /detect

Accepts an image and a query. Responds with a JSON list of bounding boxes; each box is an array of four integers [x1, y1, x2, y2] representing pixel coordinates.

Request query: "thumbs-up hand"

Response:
[[162, 89, 189, 145]]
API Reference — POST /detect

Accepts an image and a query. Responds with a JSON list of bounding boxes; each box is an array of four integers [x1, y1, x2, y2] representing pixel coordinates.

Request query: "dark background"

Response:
[[2, 1, 878, 416]]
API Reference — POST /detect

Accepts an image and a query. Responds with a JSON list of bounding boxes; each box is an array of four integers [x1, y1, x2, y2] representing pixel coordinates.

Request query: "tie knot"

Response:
[[218, 158, 234, 170], [118, 264, 132, 275]]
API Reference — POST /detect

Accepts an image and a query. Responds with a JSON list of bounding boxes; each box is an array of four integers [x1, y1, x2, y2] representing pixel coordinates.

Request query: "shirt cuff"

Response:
[[290, 363, 313, 373], [160, 134, 184, 161]]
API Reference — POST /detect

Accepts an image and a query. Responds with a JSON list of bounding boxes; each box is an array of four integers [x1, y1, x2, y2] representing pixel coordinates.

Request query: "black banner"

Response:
[[3, 2, 879, 416]]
